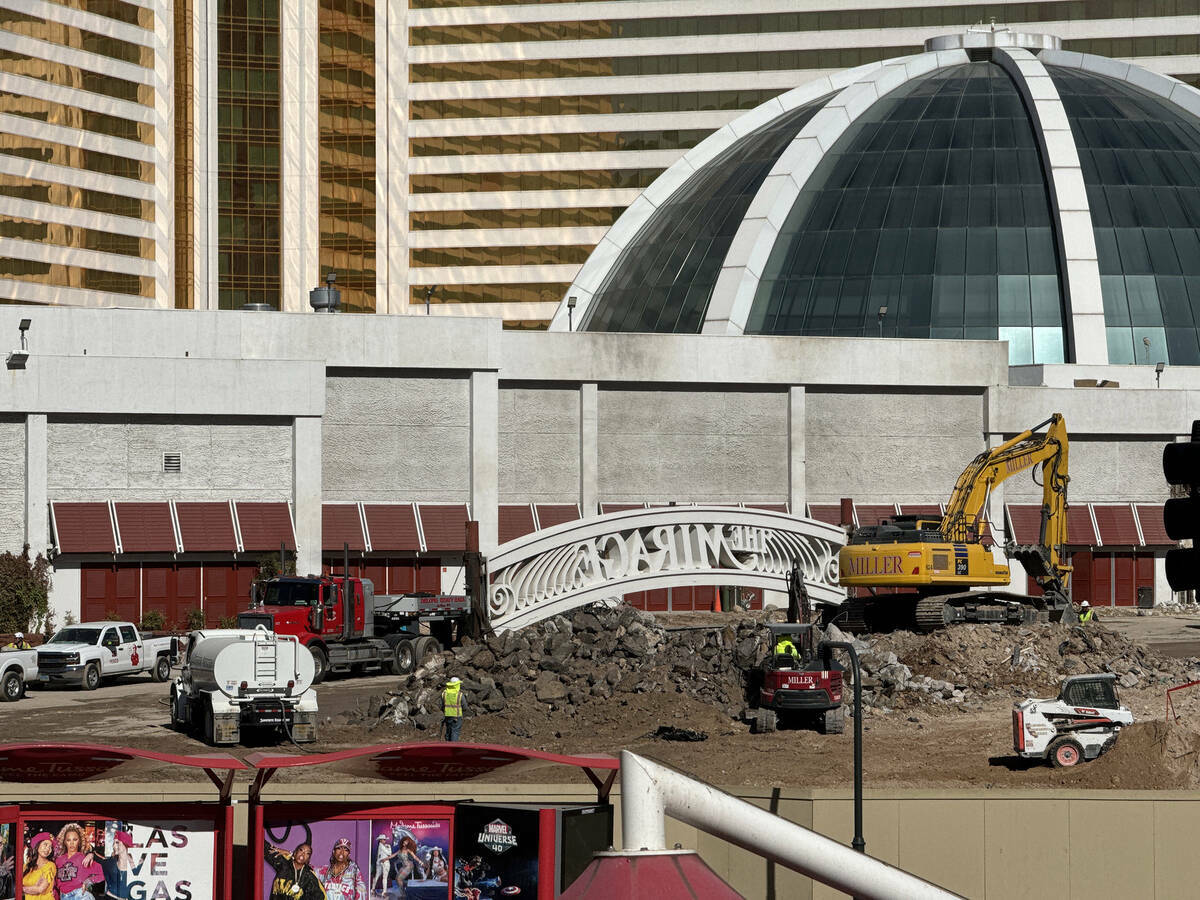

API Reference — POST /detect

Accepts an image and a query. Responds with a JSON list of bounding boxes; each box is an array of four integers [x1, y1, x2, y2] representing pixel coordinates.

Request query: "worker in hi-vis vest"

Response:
[[774, 635, 799, 658], [442, 676, 465, 742], [1079, 600, 1094, 624]]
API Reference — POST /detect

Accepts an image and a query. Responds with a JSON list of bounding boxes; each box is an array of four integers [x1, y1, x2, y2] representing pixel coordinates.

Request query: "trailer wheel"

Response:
[[201, 701, 216, 746], [1049, 737, 1084, 768], [819, 707, 845, 735], [151, 654, 171, 683], [1, 670, 23, 702], [82, 663, 101, 691], [310, 646, 329, 684], [390, 640, 416, 676], [414, 636, 441, 667]]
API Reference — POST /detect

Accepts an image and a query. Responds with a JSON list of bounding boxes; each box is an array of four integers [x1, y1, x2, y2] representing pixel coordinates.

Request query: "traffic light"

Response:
[[1163, 420, 1200, 590]]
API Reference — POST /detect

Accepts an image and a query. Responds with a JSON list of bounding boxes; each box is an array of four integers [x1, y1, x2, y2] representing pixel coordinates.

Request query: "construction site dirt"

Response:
[[9, 609, 1200, 791]]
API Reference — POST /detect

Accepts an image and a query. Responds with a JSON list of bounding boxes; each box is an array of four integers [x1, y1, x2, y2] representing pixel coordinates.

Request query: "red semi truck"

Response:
[[237, 574, 469, 683]]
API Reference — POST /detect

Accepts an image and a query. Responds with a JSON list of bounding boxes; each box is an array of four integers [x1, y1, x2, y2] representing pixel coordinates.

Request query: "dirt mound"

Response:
[[852, 621, 1200, 714], [1041, 721, 1200, 790]]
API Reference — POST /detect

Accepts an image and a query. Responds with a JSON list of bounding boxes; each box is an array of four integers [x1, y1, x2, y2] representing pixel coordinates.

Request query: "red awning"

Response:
[[419, 503, 469, 551], [1093, 505, 1140, 546], [600, 503, 645, 513], [1006, 504, 1040, 546], [52, 502, 116, 553], [855, 504, 898, 527], [499, 504, 536, 544], [176, 502, 237, 552], [536, 503, 580, 528], [363, 503, 420, 552], [1137, 504, 1172, 545], [1067, 506, 1098, 545], [322, 504, 365, 552], [807, 504, 845, 527], [235, 502, 295, 551], [0, 743, 245, 795], [246, 742, 618, 802], [114, 502, 175, 553], [899, 504, 941, 518]]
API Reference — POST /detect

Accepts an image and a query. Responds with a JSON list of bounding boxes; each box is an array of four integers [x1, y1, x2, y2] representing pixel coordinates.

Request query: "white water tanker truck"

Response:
[[170, 625, 318, 746]]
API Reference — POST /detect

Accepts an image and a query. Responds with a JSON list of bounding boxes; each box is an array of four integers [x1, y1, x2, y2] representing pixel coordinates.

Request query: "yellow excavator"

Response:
[[838, 414, 1073, 631]]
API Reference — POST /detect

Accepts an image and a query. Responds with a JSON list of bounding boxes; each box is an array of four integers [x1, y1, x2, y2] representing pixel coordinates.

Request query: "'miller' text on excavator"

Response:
[[838, 414, 1072, 631]]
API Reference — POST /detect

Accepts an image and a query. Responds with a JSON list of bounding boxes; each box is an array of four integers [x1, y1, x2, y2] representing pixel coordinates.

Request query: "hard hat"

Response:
[[13, 632, 22, 639], [1081, 601, 1090, 608], [448, 676, 461, 684]]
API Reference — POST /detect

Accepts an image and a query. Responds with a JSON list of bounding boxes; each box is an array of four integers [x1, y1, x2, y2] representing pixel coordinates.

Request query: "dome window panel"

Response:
[[1125, 276, 1164, 326], [1101, 276, 1133, 325], [1033, 328, 1065, 364], [1107, 328, 1136, 365], [998, 326, 1034, 365], [998, 275, 1033, 326]]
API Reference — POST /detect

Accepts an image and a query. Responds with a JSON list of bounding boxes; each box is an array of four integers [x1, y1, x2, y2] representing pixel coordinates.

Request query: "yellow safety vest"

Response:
[[1079, 609, 1094, 623], [443, 683, 463, 717], [774, 638, 798, 656]]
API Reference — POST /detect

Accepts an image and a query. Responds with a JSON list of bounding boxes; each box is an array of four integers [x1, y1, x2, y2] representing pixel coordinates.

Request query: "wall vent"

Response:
[[162, 452, 182, 474]]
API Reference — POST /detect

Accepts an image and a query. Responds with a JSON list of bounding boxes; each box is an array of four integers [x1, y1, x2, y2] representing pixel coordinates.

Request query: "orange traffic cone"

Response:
[[712, 590, 722, 613]]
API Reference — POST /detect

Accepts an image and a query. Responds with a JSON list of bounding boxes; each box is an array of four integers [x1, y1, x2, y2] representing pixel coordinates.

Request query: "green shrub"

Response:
[[104, 610, 121, 621], [0, 545, 51, 635], [186, 608, 206, 631], [218, 614, 238, 629], [140, 609, 166, 632], [63, 611, 77, 626]]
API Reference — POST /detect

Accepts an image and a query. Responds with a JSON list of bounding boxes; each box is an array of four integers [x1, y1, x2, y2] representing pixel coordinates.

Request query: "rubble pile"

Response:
[[846, 620, 1200, 713], [377, 604, 778, 731]]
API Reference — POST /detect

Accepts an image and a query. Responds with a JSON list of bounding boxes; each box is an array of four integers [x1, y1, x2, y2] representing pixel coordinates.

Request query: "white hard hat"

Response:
[[14, 632, 22, 639], [1081, 601, 1090, 608], [448, 676, 461, 684]]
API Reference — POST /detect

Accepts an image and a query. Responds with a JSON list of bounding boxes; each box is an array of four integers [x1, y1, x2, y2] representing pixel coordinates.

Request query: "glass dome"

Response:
[[1048, 65, 1200, 366], [745, 61, 1065, 365], [581, 95, 832, 333]]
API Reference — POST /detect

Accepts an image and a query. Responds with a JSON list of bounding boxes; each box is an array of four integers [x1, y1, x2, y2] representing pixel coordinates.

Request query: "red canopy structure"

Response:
[[0, 742, 247, 798], [246, 741, 618, 802]]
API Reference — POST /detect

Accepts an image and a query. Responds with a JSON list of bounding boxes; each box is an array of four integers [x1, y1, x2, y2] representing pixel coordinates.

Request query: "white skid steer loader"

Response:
[[1013, 673, 1133, 767]]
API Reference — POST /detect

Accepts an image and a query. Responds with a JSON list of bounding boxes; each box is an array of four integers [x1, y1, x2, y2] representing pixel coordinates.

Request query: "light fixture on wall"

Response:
[[1156, 360, 1166, 388], [877, 306, 888, 338], [424, 284, 438, 315], [7, 318, 30, 370], [567, 295, 577, 331]]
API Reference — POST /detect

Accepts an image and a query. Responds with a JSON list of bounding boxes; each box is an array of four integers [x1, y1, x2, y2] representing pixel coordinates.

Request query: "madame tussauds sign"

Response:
[[487, 507, 846, 632]]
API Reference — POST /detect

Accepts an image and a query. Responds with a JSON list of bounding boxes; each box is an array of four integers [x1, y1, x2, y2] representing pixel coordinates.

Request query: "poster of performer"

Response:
[[369, 817, 451, 900], [0, 822, 15, 900], [262, 817, 372, 900], [19, 818, 215, 900], [452, 807, 540, 900]]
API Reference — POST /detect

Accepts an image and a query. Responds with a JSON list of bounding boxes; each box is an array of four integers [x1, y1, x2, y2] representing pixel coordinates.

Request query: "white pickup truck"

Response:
[[36, 622, 178, 691], [1, 646, 38, 701]]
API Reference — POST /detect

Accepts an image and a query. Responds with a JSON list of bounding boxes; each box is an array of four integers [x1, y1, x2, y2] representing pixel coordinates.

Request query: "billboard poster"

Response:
[[263, 815, 450, 900], [19, 818, 215, 900], [0, 823, 15, 900], [452, 806, 541, 900]]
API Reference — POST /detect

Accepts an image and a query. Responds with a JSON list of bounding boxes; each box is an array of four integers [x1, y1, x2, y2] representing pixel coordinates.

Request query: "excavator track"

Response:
[[914, 597, 952, 632]]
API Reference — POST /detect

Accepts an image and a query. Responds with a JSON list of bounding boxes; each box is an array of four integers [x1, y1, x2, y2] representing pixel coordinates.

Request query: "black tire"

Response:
[[820, 707, 845, 735], [82, 663, 101, 692], [151, 654, 171, 683], [1049, 737, 1084, 768], [201, 701, 216, 745], [415, 636, 441, 667], [1, 670, 23, 702], [310, 645, 329, 684], [390, 640, 416, 676]]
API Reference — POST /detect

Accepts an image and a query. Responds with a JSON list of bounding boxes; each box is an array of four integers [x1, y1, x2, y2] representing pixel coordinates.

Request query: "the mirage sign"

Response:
[[487, 506, 846, 631]]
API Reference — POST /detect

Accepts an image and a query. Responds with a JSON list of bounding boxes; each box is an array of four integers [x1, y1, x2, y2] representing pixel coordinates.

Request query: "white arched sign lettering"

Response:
[[487, 506, 847, 632]]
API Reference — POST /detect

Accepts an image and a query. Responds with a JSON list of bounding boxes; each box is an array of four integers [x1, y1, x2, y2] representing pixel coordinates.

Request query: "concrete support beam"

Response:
[[580, 382, 599, 516], [787, 386, 806, 514], [293, 416, 322, 575], [983, 390, 1019, 594], [471, 371, 500, 554], [24, 413, 47, 555], [280, 0, 320, 312]]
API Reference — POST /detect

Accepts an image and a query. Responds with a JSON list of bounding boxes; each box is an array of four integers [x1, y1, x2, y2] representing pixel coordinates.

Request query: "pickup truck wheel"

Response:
[[311, 646, 329, 684], [82, 663, 101, 692], [151, 654, 171, 683], [1, 670, 23, 702], [1049, 737, 1084, 768]]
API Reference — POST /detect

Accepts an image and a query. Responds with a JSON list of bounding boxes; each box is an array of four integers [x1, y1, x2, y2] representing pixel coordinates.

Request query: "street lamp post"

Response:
[[425, 285, 437, 315], [819, 639, 865, 855], [877, 306, 888, 339], [567, 295, 577, 331]]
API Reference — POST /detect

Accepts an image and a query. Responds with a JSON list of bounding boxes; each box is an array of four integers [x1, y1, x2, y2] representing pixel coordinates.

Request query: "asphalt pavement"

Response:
[[1101, 611, 1200, 659]]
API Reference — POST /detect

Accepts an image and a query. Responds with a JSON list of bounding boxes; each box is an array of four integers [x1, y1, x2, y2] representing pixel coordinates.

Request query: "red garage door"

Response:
[[202, 563, 257, 627], [80, 564, 140, 623]]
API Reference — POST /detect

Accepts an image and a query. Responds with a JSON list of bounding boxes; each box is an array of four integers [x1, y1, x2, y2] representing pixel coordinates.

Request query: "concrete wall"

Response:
[[597, 387, 788, 502], [499, 386, 580, 503], [0, 417, 24, 550], [4, 781, 1198, 899], [1005, 437, 1168, 503], [324, 373, 471, 502], [805, 390, 985, 504], [46, 417, 293, 501]]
